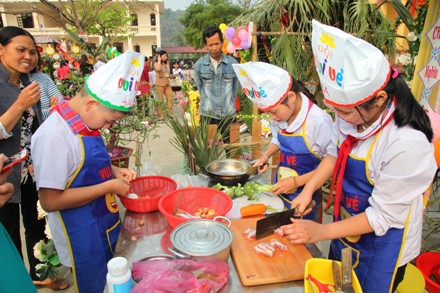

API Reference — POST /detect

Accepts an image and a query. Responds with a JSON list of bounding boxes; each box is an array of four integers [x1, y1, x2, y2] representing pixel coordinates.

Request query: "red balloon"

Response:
[[231, 36, 241, 46]]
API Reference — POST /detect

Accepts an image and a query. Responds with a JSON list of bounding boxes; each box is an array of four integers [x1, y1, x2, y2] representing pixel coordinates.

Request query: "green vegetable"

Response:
[[213, 182, 274, 200]]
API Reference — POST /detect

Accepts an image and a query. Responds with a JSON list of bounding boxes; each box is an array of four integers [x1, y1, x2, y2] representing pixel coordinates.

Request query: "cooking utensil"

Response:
[[205, 159, 252, 186], [231, 217, 312, 286], [255, 200, 316, 240], [306, 274, 336, 292], [246, 162, 269, 176], [341, 248, 355, 293], [173, 193, 182, 216], [332, 260, 344, 292], [169, 216, 232, 262]]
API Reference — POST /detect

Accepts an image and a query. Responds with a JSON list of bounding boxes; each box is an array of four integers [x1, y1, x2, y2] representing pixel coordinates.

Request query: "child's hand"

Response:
[[252, 156, 269, 174], [281, 219, 324, 244], [112, 166, 137, 184], [110, 178, 131, 196], [290, 191, 313, 216], [272, 176, 296, 195]]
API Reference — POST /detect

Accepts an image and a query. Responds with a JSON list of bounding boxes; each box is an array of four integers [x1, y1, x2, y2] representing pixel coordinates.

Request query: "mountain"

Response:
[[161, 9, 185, 46]]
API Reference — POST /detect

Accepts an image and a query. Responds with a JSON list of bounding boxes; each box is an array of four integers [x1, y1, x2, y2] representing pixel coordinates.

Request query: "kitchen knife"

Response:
[[341, 248, 356, 293], [332, 260, 344, 293], [255, 200, 315, 240]]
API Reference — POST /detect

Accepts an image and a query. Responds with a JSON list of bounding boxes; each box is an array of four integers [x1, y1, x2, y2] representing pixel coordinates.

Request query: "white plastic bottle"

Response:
[[106, 257, 133, 293]]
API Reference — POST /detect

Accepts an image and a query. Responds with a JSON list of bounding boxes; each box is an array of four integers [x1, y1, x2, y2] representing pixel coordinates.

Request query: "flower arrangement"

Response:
[[34, 201, 61, 281]]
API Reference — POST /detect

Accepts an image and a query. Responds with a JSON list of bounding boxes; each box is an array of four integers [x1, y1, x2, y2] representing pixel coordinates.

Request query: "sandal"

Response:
[[34, 277, 69, 291]]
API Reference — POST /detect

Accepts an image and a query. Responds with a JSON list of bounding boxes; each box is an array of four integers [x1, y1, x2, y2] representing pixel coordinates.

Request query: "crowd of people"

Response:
[[0, 18, 436, 293]]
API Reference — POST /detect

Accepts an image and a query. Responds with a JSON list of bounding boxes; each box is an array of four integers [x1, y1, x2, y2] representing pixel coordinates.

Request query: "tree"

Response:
[[179, 0, 245, 49], [85, 3, 135, 41], [230, 0, 412, 104]]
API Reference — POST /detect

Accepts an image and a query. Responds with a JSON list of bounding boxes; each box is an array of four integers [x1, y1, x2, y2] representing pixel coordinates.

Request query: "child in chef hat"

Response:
[[232, 62, 336, 223], [284, 20, 436, 292], [31, 51, 144, 292]]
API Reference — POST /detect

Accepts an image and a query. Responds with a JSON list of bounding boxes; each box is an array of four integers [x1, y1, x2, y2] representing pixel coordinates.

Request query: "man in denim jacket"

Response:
[[194, 26, 239, 142]]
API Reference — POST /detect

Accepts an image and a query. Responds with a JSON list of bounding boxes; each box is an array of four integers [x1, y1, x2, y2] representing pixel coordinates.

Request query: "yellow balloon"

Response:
[[72, 45, 80, 54], [46, 46, 54, 55], [219, 23, 227, 31]]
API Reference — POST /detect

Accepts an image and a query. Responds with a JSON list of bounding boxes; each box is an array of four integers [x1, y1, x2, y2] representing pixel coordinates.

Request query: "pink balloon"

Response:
[[225, 27, 236, 41], [241, 39, 250, 50], [238, 29, 249, 41], [231, 36, 241, 46], [226, 43, 236, 53], [428, 111, 440, 142]]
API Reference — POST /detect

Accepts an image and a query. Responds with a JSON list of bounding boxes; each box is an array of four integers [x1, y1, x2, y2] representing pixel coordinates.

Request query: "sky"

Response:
[[164, 0, 195, 11]]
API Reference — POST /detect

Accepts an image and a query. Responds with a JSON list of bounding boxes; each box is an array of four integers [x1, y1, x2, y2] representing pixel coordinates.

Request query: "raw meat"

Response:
[[243, 228, 256, 240], [274, 227, 284, 237], [269, 239, 287, 251], [254, 242, 275, 257]]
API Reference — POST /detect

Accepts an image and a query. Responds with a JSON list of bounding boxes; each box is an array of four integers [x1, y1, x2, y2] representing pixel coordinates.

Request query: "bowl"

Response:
[[304, 258, 362, 293], [118, 176, 177, 213], [158, 187, 233, 228], [416, 251, 440, 292]]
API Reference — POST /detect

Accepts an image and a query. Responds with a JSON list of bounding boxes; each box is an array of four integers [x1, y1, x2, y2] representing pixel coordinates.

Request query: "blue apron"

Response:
[[329, 134, 406, 292], [275, 112, 323, 223], [58, 134, 121, 293]]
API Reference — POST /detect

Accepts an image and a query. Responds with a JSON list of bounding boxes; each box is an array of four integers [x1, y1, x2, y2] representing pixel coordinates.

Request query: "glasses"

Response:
[[327, 104, 364, 121]]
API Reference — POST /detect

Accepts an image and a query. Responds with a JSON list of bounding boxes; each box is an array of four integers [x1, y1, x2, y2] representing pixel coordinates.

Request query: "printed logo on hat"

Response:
[[232, 62, 292, 111], [312, 19, 391, 108], [86, 51, 145, 112]]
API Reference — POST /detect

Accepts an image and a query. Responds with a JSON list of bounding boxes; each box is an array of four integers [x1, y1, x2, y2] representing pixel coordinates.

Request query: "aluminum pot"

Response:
[[169, 216, 232, 262], [205, 159, 251, 186]]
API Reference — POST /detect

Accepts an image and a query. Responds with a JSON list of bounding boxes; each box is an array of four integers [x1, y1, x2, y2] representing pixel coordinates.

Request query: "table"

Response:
[[116, 209, 324, 292]]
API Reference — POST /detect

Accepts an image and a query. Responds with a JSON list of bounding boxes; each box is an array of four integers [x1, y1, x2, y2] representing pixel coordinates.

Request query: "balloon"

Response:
[[223, 40, 228, 48], [222, 46, 228, 55], [238, 29, 249, 41], [231, 36, 241, 46], [219, 23, 227, 31], [428, 111, 440, 142], [225, 27, 236, 41], [226, 44, 236, 53], [241, 39, 250, 50], [434, 138, 440, 167]]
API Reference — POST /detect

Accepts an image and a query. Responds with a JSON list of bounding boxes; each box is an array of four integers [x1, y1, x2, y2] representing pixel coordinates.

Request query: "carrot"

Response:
[[240, 203, 266, 217]]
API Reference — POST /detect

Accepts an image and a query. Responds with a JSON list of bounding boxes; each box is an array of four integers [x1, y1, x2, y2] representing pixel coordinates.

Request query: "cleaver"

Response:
[[255, 200, 315, 240]]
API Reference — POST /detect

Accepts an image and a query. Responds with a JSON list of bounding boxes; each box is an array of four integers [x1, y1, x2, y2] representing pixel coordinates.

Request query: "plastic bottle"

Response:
[[106, 257, 132, 293]]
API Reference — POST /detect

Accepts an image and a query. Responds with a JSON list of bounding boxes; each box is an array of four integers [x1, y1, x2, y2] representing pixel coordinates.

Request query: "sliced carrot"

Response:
[[240, 203, 267, 217]]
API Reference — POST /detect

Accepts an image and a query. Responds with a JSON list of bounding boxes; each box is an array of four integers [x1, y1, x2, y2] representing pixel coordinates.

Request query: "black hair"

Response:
[[202, 27, 224, 45], [0, 26, 40, 73], [358, 73, 433, 141], [385, 74, 433, 141], [159, 50, 167, 56], [281, 78, 318, 105]]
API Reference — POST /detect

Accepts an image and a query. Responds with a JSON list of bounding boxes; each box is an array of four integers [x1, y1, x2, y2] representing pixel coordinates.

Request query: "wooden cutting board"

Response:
[[230, 217, 312, 286]]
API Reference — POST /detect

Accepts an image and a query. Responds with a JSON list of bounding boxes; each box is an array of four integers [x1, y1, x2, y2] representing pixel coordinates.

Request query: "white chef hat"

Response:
[[311, 19, 391, 108], [232, 62, 292, 111], [86, 51, 145, 112]]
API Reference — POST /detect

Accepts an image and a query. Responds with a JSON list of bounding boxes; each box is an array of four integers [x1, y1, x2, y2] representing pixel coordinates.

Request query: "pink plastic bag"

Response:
[[131, 258, 229, 293]]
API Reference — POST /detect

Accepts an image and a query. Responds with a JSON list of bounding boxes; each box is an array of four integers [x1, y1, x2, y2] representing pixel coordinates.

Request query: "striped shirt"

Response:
[[30, 72, 63, 120]]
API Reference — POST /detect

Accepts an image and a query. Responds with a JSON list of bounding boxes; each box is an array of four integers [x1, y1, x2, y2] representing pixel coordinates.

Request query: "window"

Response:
[[131, 14, 138, 26], [113, 42, 123, 54], [134, 45, 140, 53], [21, 13, 34, 28], [150, 14, 156, 26], [16, 16, 23, 28], [0, 14, 3, 28]]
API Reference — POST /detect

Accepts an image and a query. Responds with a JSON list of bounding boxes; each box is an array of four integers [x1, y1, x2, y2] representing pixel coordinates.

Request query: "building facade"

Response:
[[0, 0, 165, 57]]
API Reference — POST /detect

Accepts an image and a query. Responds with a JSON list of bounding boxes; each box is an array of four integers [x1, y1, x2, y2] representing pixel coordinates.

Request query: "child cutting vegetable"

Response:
[[232, 62, 336, 222]]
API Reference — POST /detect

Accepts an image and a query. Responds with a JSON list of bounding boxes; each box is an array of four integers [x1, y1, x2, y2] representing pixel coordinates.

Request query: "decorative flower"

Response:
[[407, 31, 418, 42]]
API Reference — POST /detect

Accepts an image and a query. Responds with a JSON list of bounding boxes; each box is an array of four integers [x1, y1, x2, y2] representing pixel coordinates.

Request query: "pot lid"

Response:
[[170, 219, 233, 256]]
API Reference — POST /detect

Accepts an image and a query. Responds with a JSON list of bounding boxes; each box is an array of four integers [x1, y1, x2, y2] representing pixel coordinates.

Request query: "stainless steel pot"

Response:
[[169, 216, 232, 262], [205, 159, 251, 186]]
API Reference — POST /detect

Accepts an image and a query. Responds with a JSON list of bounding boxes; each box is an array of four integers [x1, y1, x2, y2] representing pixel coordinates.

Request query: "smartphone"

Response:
[[1, 149, 28, 172]]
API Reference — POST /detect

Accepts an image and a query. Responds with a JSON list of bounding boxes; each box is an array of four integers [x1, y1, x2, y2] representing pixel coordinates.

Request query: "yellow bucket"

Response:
[[304, 258, 363, 293]]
